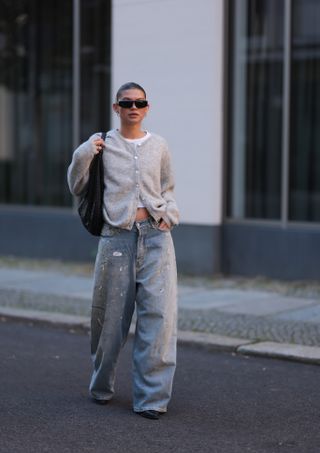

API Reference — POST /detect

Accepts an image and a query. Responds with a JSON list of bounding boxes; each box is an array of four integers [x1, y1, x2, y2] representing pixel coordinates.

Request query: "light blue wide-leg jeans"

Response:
[[89, 219, 177, 413]]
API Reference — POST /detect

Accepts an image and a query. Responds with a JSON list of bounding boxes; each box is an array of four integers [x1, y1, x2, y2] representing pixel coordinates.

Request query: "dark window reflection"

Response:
[[0, 0, 111, 207], [0, 0, 73, 206], [289, 0, 320, 222], [227, 0, 283, 220], [80, 0, 111, 141]]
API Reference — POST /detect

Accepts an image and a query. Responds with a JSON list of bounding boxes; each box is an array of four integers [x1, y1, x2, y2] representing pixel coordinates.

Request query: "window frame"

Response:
[[224, 0, 320, 228]]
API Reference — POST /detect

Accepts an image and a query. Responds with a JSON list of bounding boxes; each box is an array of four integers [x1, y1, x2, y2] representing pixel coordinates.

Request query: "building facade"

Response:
[[0, 0, 319, 280]]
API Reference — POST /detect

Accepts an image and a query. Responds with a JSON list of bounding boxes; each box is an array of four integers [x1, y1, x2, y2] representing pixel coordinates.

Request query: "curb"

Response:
[[177, 330, 252, 352], [1, 306, 320, 366], [0, 307, 90, 332], [237, 342, 320, 365]]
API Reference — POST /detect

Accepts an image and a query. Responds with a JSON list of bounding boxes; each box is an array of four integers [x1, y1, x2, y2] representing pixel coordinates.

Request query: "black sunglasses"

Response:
[[118, 100, 148, 109]]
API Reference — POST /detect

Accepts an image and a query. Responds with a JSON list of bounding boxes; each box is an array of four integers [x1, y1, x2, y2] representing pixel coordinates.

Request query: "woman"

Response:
[[67, 82, 179, 420]]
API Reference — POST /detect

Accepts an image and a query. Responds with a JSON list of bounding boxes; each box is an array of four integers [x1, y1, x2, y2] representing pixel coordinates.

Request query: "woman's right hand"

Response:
[[92, 137, 105, 155]]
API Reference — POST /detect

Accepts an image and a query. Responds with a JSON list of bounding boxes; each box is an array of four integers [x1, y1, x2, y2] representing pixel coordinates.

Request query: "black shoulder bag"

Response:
[[78, 132, 106, 236]]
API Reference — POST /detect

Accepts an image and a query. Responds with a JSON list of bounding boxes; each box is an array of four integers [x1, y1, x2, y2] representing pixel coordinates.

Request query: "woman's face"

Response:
[[113, 88, 149, 126]]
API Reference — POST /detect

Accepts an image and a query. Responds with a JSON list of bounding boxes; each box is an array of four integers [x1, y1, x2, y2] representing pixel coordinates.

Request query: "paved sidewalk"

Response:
[[1, 259, 320, 365]]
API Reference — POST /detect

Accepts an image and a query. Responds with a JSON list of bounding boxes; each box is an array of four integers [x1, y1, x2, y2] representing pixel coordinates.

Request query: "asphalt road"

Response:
[[1, 319, 320, 453]]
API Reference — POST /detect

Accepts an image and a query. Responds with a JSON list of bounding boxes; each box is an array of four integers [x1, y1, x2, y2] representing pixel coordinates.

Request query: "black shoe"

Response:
[[92, 398, 109, 405], [137, 410, 160, 420]]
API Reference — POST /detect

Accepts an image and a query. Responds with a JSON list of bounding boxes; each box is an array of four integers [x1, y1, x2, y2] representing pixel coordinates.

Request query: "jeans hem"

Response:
[[133, 407, 167, 413]]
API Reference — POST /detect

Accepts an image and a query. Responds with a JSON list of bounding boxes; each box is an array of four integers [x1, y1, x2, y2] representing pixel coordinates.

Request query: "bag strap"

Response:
[[101, 131, 107, 141]]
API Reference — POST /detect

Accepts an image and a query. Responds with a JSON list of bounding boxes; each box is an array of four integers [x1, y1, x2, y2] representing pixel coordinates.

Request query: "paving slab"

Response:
[[177, 288, 271, 309], [0, 268, 93, 299], [1, 267, 318, 314]]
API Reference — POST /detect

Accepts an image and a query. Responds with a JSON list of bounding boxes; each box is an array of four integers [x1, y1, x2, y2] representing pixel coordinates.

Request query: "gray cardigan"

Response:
[[67, 129, 179, 230]]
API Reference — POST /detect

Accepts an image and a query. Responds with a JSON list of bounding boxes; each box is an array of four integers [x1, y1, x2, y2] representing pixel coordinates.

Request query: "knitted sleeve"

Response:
[[160, 143, 179, 227], [67, 133, 100, 196]]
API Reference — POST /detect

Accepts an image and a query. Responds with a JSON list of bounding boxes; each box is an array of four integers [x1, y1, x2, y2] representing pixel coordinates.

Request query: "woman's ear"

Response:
[[112, 103, 119, 115]]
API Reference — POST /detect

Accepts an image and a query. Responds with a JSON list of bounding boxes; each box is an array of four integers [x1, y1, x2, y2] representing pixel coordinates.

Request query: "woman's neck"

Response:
[[119, 125, 146, 140]]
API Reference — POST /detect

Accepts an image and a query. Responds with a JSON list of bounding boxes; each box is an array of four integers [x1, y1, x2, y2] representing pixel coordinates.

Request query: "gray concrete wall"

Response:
[[0, 205, 99, 262], [222, 223, 320, 281], [0, 206, 220, 275], [172, 224, 221, 275], [1, 207, 320, 280]]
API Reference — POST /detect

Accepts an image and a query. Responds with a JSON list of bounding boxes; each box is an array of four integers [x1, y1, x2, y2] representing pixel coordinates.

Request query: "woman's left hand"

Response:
[[158, 220, 170, 231]]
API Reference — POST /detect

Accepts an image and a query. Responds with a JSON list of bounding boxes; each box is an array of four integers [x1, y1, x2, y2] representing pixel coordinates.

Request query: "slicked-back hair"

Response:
[[116, 82, 147, 101]]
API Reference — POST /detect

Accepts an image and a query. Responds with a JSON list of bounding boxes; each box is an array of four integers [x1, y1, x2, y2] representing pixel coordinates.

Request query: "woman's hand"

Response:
[[92, 138, 105, 155], [158, 219, 170, 231]]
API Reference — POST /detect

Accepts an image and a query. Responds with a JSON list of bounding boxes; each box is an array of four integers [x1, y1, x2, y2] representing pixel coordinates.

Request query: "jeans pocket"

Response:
[[149, 218, 159, 229]]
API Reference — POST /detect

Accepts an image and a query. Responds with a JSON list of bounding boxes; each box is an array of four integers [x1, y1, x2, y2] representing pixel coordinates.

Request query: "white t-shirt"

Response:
[[122, 131, 151, 144]]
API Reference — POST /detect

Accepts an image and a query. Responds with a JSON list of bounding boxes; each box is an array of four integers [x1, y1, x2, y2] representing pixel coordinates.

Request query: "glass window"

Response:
[[0, 0, 111, 207], [227, 0, 284, 220], [289, 0, 320, 222], [80, 0, 111, 141], [0, 0, 73, 206]]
